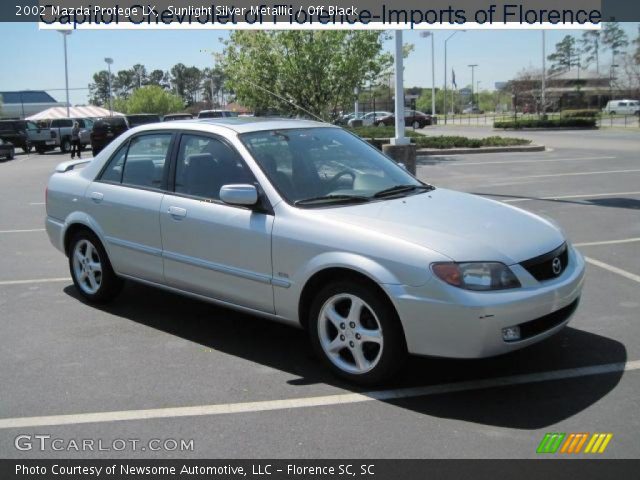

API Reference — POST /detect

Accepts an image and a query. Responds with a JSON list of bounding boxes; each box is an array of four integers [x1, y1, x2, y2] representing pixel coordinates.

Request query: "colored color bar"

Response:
[[560, 434, 575, 453], [573, 433, 589, 453], [598, 434, 613, 453]]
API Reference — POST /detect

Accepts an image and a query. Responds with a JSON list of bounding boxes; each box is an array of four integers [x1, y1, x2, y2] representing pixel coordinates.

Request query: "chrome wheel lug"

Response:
[[355, 333, 361, 340], [349, 322, 356, 328], [349, 341, 355, 348], [340, 335, 345, 341], [340, 323, 345, 330]]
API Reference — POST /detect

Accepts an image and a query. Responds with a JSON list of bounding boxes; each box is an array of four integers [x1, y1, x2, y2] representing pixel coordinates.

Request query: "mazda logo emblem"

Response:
[[552, 257, 562, 275]]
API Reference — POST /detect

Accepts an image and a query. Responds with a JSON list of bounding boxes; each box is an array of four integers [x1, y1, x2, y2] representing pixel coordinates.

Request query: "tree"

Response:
[[88, 70, 114, 106], [170, 64, 203, 105], [113, 86, 184, 115], [547, 35, 580, 73], [633, 24, 640, 65], [222, 31, 392, 119], [113, 70, 137, 99], [602, 22, 629, 65], [147, 69, 170, 89], [581, 30, 601, 73], [132, 64, 147, 88]]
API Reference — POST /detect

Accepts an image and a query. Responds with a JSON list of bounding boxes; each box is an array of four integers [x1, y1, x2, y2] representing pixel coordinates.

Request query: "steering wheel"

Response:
[[324, 169, 356, 192]]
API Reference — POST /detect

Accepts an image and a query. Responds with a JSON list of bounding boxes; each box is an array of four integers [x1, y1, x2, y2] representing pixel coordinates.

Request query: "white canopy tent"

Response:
[[26, 106, 124, 120]]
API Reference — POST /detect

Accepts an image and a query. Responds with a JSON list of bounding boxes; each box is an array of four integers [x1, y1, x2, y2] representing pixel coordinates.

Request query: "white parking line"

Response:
[[0, 360, 638, 430], [575, 238, 640, 247], [503, 191, 640, 203], [586, 258, 640, 284], [448, 156, 616, 166], [0, 228, 45, 234], [0, 277, 70, 286], [29, 202, 45, 206], [483, 169, 640, 187]]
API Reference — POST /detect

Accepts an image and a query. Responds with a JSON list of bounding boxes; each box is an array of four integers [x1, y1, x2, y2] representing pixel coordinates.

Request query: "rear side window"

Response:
[[99, 133, 173, 189]]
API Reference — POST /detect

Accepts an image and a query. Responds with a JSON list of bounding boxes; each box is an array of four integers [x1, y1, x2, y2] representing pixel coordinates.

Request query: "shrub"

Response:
[[494, 118, 596, 129], [560, 109, 600, 118], [413, 135, 530, 149]]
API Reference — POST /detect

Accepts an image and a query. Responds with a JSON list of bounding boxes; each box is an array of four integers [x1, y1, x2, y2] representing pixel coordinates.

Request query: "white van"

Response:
[[602, 100, 640, 115]]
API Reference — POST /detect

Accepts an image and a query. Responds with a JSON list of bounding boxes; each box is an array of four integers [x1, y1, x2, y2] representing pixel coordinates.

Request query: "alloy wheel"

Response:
[[317, 293, 384, 375], [72, 239, 103, 295]]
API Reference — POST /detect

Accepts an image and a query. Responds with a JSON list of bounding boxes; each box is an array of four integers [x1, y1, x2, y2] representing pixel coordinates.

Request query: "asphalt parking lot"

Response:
[[0, 127, 639, 459]]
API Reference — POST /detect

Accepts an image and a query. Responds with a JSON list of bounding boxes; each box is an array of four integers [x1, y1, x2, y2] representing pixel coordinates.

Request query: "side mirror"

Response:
[[219, 184, 258, 207]]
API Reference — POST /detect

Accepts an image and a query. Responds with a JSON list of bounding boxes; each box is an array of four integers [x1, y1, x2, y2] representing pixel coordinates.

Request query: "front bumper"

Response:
[[385, 245, 586, 358]]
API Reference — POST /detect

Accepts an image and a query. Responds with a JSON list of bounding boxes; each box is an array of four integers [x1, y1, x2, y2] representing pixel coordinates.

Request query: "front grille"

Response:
[[517, 298, 579, 340], [520, 243, 568, 281]]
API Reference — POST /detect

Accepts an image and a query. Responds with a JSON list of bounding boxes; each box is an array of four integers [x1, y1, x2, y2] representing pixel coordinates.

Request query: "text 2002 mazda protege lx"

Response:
[[46, 118, 585, 384]]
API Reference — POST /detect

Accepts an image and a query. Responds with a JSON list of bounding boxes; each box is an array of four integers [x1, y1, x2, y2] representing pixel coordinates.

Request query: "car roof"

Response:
[[142, 117, 333, 134]]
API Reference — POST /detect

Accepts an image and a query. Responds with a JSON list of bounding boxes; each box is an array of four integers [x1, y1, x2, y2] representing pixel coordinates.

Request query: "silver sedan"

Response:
[[45, 118, 585, 384]]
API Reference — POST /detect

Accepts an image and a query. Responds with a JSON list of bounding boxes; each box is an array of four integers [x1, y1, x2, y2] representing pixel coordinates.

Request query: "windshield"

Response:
[[240, 127, 424, 206]]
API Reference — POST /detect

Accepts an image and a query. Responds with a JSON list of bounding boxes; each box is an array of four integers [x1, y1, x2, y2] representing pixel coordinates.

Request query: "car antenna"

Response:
[[239, 78, 328, 124]]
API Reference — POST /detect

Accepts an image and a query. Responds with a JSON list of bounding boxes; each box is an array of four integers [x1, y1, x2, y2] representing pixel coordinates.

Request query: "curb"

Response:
[[417, 144, 545, 155]]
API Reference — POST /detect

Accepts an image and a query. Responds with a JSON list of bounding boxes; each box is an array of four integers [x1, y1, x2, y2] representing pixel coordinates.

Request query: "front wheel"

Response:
[[69, 231, 123, 304], [309, 281, 407, 385]]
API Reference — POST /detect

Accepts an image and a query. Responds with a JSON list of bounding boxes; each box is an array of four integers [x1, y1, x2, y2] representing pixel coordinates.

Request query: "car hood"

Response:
[[320, 188, 565, 265]]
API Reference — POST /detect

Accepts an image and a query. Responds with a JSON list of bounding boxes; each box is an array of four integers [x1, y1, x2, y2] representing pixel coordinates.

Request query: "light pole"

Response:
[[104, 57, 114, 116], [200, 49, 217, 108], [444, 31, 464, 124], [541, 30, 546, 116], [468, 64, 478, 108], [59, 30, 71, 118], [392, 30, 408, 145], [419, 31, 436, 116]]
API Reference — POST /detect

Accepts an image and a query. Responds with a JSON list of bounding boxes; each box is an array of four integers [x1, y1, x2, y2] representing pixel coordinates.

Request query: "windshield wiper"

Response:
[[373, 184, 435, 198], [294, 194, 371, 206]]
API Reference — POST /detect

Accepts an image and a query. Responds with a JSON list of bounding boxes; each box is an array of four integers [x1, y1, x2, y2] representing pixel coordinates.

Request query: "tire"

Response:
[[610, 111, 616, 115], [68, 231, 123, 304], [377, 122, 386, 128], [36, 147, 45, 155], [308, 280, 407, 385], [8, 150, 15, 160], [60, 138, 71, 153]]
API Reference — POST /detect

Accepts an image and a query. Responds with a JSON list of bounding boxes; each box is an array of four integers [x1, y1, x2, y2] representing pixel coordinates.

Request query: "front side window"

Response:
[[241, 128, 425, 206], [174, 134, 253, 200]]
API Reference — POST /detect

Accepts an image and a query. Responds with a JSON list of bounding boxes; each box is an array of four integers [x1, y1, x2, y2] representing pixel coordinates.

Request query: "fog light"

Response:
[[502, 326, 521, 342]]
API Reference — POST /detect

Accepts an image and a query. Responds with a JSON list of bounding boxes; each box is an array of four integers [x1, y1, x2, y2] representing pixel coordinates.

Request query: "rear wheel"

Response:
[[69, 231, 123, 304], [8, 150, 15, 160], [309, 281, 406, 385], [377, 121, 386, 128], [22, 143, 32, 154], [60, 138, 71, 153]]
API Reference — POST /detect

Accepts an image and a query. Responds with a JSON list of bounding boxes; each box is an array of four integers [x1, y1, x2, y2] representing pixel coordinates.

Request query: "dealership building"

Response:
[[0, 90, 65, 119]]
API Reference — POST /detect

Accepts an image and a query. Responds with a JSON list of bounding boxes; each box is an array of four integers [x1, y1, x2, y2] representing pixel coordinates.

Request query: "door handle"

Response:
[[89, 192, 104, 203], [168, 206, 187, 218]]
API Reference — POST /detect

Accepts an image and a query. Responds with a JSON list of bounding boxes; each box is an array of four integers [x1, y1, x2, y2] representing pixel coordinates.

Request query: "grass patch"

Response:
[[494, 118, 596, 129], [349, 127, 531, 149]]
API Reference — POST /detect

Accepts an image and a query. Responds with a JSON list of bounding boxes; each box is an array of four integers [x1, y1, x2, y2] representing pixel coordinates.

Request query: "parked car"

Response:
[[163, 113, 193, 121], [0, 138, 15, 160], [602, 100, 640, 115], [90, 114, 160, 155], [376, 110, 433, 129], [462, 105, 485, 115], [198, 110, 239, 119], [45, 118, 94, 154], [46, 118, 585, 385], [347, 111, 392, 128], [0, 119, 52, 153]]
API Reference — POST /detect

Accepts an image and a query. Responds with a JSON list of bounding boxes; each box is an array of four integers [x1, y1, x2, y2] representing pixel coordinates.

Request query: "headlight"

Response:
[[431, 262, 521, 291]]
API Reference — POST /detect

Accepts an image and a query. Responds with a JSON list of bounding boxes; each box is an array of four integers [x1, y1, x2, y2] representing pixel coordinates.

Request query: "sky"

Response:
[[1, 23, 638, 106]]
